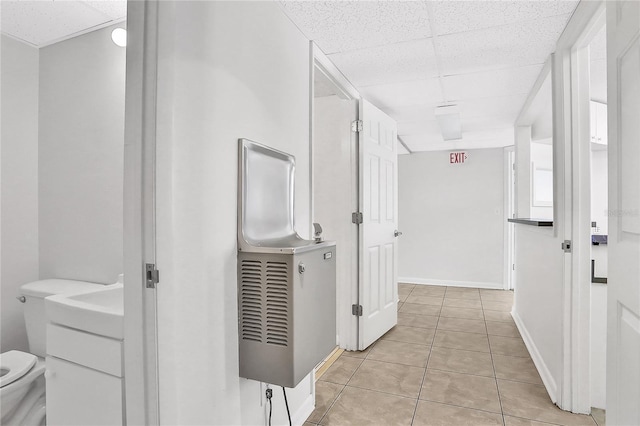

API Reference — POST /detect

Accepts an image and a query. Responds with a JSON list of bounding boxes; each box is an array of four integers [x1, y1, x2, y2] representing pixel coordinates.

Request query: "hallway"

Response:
[[305, 284, 601, 426]]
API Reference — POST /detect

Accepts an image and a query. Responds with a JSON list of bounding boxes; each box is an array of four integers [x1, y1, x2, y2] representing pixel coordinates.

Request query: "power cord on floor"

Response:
[[266, 388, 273, 426], [282, 387, 291, 426]]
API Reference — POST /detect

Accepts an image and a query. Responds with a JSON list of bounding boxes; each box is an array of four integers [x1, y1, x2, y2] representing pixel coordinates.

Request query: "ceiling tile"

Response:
[[457, 95, 527, 120], [385, 103, 442, 123], [442, 64, 544, 101], [429, 0, 578, 36], [359, 78, 443, 113], [402, 133, 445, 150], [1, 0, 114, 46], [328, 38, 438, 87], [402, 127, 515, 153], [398, 119, 441, 136], [280, 1, 431, 54], [84, 1, 127, 21], [436, 14, 570, 75]]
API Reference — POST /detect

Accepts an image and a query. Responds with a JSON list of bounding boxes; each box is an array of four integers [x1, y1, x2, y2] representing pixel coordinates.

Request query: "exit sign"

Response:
[[450, 151, 468, 164]]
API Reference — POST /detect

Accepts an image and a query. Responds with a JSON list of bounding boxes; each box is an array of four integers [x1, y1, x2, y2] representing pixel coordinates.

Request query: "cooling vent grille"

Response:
[[239, 259, 289, 346]]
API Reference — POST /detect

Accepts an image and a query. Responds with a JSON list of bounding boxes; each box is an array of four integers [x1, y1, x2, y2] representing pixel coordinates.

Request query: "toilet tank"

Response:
[[19, 279, 105, 357]]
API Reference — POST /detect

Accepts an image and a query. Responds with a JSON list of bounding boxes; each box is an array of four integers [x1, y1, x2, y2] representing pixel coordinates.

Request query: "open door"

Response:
[[357, 99, 398, 350], [606, 2, 640, 424]]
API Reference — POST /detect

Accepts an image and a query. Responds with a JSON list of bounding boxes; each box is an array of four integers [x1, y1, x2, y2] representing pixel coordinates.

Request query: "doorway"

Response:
[[311, 48, 360, 351]]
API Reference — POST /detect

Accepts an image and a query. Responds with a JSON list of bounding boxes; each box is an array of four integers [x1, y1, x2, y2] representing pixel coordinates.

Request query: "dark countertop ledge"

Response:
[[508, 218, 554, 227]]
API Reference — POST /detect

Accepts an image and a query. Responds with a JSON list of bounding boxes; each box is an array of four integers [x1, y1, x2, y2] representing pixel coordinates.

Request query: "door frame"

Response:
[[554, 0, 605, 413], [123, 0, 160, 424], [503, 146, 516, 291], [310, 43, 361, 351]]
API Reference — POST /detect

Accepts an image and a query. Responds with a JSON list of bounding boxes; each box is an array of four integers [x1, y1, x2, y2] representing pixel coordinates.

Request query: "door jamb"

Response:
[[123, 0, 160, 424], [504, 146, 516, 291], [554, 0, 605, 413], [309, 43, 361, 351], [568, 4, 606, 414]]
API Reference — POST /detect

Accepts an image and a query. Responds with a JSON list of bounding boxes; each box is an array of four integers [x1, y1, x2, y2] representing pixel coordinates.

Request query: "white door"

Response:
[[606, 2, 640, 425], [358, 99, 398, 350]]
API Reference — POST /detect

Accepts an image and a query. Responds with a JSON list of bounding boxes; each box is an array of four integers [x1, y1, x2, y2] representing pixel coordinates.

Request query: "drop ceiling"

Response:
[[281, 0, 579, 153], [1, 0, 126, 48], [2, 0, 580, 153]]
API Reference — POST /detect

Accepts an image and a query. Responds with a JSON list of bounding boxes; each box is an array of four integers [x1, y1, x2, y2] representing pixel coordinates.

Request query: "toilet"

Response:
[[0, 279, 105, 426]]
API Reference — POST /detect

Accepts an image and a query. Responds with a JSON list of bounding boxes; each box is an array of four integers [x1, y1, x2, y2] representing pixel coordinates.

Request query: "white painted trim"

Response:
[[123, 0, 160, 424], [292, 393, 315, 426], [512, 310, 558, 403], [398, 277, 503, 290], [568, 5, 606, 415], [552, 0, 605, 414], [504, 147, 516, 291], [310, 43, 361, 352]]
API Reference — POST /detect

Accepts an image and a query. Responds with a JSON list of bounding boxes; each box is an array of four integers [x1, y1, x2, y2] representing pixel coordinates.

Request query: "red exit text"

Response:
[[450, 152, 468, 164]]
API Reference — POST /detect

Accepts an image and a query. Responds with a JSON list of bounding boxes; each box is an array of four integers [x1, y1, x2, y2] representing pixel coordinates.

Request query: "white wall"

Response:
[[154, 2, 313, 424], [0, 35, 39, 352], [530, 141, 553, 219], [591, 150, 608, 236], [38, 25, 125, 284], [512, 226, 564, 399], [398, 149, 505, 288], [313, 95, 358, 349]]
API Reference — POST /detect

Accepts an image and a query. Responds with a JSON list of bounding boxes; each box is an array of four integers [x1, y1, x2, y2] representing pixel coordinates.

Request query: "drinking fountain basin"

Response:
[[45, 284, 124, 340]]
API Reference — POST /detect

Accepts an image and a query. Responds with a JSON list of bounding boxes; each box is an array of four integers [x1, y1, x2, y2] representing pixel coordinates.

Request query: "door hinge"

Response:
[[352, 304, 363, 316], [512, 264, 515, 271], [352, 212, 363, 224], [561, 240, 572, 253], [146, 263, 159, 288], [351, 120, 363, 133]]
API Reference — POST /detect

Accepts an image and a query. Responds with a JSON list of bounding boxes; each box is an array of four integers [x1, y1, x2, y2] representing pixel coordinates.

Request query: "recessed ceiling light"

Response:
[[111, 28, 127, 47]]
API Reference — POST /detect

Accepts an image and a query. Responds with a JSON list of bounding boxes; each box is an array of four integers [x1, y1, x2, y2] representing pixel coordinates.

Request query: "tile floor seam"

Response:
[[341, 383, 421, 401], [482, 296, 508, 425], [417, 395, 504, 415], [355, 356, 430, 370], [503, 414, 565, 426], [316, 383, 346, 425], [431, 342, 491, 354], [424, 366, 495, 379], [411, 302, 441, 426]]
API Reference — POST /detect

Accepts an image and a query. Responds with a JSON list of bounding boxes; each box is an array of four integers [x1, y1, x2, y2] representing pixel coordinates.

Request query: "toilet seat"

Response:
[[0, 351, 37, 388]]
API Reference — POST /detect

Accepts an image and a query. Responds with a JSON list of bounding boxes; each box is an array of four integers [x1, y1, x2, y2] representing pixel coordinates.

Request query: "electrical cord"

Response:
[[266, 388, 273, 426], [282, 387, 291, 426]]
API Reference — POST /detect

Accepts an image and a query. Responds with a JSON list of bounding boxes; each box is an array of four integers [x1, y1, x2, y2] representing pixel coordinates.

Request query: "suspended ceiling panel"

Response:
[[358, 78, 443, 111], [429, 0, 578, 36], [436, 14, 570, 76], [281, 0, 578, 153], [329, 39, 438, 87], [280, 1, 431, 54], [1, 0, 126, 48], [442, 64, 544, 100]]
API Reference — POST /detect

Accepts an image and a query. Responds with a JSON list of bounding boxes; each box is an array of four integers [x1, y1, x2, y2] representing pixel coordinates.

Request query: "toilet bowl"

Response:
[[1, 278, 110, 425], [0, 351, 46, 426]]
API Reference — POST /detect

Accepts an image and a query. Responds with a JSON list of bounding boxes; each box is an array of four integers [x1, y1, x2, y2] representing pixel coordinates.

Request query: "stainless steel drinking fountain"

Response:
[[237, 139, 336, 388]]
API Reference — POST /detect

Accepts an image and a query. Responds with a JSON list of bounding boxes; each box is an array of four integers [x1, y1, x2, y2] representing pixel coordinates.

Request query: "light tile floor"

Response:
[[306, 284, 602, 426]]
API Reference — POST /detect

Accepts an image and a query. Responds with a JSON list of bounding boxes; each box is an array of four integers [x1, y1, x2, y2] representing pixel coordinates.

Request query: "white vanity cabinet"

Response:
[[45, 324, 124, 426]]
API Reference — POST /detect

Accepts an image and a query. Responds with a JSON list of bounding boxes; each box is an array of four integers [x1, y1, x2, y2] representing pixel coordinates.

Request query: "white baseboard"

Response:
[[292, 393, 315, 426], [398, 277, 503, 290], [511, 310, 558, 403]]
